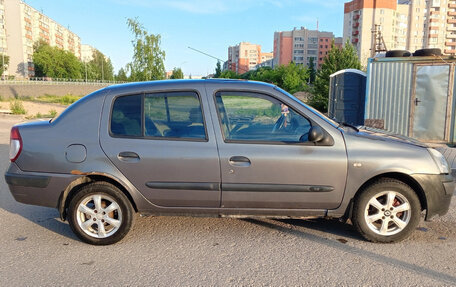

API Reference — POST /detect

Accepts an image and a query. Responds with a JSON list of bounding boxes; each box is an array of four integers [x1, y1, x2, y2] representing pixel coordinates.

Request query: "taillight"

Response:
[[9, 126, 22, 162]]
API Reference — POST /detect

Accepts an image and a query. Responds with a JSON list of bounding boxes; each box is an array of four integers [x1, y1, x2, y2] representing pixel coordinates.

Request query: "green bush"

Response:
[[10, 100, 26, 115], [60, 94, 80, 105], [49, 109, 58, 117]]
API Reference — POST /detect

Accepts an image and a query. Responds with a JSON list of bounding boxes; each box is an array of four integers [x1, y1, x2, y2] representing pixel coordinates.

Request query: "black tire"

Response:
[[352, 178, 421, 243], [385, 50, 411, 57], [68, 182, 134, 245], [413, 48, 442, 57]]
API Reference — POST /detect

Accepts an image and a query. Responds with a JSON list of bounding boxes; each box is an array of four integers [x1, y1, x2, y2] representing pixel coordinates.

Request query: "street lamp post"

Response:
[[84, 59, 87, 82], [2, 52, 4, 80]]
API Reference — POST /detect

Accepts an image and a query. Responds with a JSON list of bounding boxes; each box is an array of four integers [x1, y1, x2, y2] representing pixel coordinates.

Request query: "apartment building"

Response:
[[81, 44, 96, 62], [344, 0, 456, 65], [423, 0, 456, 55], [403, 0, 427, 53], [227, 42, 272, 74], [0, 1, 6, 71], [273, 27, 340, 69], [3, 0, 82, 78], [343, 0, 409, 66]]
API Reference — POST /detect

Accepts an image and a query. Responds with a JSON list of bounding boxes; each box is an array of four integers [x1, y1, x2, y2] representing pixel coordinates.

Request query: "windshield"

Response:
[[274, 86, 339, 128]]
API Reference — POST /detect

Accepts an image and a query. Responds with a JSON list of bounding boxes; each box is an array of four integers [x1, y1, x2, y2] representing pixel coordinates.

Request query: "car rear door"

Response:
[[99, 83, 221, 208], [205, 83, 348, 210]]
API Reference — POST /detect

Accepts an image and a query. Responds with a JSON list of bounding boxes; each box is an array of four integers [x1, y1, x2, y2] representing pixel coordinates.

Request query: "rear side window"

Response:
[[110, 92, 206, 140], [111, 95, 142, 137], [145, 92, 205, 139]]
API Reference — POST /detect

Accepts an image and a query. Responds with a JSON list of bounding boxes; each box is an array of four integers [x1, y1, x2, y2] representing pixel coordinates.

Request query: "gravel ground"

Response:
[[0, 117, 455, 286]]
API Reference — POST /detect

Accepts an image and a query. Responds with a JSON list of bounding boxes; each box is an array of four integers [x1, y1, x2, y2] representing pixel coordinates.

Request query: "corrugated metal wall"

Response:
[[365, 61, 414, 136]]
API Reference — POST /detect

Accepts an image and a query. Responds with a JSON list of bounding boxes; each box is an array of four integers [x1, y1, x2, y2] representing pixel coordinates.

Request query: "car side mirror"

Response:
[[308, 126, 325, 143]]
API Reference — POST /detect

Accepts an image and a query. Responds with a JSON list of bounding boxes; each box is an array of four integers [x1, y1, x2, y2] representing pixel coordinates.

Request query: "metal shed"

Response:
[[365, 56, 456, 144], [328, 69, 367, 126]]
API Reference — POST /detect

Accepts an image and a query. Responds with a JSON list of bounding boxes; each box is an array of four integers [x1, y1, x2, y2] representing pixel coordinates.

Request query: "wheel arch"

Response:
[[344, 172, 427, 220], [58, 174, 138, 221]]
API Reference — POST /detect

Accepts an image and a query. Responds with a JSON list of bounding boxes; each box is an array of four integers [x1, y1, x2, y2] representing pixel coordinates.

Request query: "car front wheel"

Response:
[[68, 182, 134, 245], [352, 179, 421, 243]]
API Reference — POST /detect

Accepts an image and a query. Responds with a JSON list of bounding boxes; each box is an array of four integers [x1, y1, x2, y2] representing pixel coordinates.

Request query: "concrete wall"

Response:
[[0, 83, 110, 98]]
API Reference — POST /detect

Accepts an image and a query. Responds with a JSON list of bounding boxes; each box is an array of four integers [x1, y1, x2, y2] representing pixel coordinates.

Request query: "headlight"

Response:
[[428, 148, 450, 174]]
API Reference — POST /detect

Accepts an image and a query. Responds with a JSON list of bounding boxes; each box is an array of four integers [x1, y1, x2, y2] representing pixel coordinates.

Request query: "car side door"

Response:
[[99, 85, 221, 208], [206, 85, 348, 210]]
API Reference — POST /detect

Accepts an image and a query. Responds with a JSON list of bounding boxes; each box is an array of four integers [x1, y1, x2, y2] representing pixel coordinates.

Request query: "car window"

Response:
[[110, 92, 206, 140], [111, 94, 142, 137], [215, 91, 311, 143], [144, 92, 206, 139]]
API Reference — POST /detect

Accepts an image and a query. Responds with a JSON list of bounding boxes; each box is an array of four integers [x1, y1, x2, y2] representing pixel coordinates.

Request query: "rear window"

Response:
[[111, 95, 142, 137]]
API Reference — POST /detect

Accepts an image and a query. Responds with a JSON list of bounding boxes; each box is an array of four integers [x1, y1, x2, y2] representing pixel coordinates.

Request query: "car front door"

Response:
[[100, 87, 221, 208], [207, 87, 347, 210]]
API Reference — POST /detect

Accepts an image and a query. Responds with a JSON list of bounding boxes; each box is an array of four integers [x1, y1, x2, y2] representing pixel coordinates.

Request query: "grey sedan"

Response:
[[5, 80, 454, 245]]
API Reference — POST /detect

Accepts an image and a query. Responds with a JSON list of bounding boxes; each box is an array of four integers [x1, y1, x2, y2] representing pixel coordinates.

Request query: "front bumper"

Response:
[[412, 173, 454, 221], [5, 163, 79, 209]]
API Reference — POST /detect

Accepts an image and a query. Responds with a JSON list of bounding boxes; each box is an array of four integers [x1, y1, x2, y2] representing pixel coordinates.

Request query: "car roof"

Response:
[[104, 79, 276, 95]]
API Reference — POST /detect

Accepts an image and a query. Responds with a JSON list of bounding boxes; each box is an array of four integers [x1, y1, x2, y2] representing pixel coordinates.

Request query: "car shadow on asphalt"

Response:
[[242, 218, 456, 285], [0, 144, 78, 242], [0, 194, 79, 242], [276, 218, 363, 240]]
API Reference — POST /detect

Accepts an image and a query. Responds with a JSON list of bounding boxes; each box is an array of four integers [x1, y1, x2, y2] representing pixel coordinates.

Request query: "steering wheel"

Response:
[[272, 114, 285, 133]]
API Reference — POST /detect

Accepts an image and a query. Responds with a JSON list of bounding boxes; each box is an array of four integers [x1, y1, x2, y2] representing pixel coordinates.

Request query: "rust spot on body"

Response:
[[71, 170, 87, 175]]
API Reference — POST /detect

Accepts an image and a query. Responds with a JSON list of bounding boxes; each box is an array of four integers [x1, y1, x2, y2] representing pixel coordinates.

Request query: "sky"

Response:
[[25, 0, 345, 77]]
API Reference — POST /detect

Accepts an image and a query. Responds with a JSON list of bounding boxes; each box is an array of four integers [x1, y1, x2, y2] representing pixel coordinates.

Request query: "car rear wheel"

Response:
[[68, 182, 134, 245], [352, 179, 421, 243]]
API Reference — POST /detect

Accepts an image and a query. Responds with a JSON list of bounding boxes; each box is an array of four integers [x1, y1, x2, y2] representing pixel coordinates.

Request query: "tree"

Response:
[[0, 54, 9, 77], [220, 70, 239, 79], [308, 57, 316, 84], [86, 49, 114, 81], [170, 67, 184, 79], [311, 40, 361, 112], [276, 62, 309, 94], [214, 61, 222, 78], [247, 63, 309, 94], [126, 18, 166, 81], [115, 67, 128, 82], [33, 40, 82, 79]]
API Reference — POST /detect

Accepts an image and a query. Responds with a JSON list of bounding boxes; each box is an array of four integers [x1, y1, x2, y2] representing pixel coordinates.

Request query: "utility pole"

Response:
[[371, 24, 387, 56], [371, 0, 377, 57], [2, 52, 4, 80]]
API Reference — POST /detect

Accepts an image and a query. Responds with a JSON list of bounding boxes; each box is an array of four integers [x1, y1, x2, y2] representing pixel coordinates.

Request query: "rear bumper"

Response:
[[412, 173, 454, 220], [5, 163, 79, 209]]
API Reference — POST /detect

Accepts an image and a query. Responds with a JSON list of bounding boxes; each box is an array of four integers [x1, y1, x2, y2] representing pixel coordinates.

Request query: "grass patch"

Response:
[[26, 109, 58, 119], [32, 94, 82, 105], [10, 100, 26, 115]]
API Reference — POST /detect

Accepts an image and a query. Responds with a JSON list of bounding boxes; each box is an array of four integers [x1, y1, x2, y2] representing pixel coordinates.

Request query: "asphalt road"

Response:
[[1, 116, 456, 286]]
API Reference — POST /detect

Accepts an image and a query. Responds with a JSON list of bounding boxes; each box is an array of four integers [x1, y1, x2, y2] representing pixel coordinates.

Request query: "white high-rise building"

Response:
[[3, 0, 82, 78], [343, 0, 456, 65]]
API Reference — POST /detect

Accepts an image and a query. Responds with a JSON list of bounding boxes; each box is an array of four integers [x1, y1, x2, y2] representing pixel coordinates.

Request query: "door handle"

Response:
[[118, 151, 140, 162], [229, 156, 251, 167]]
